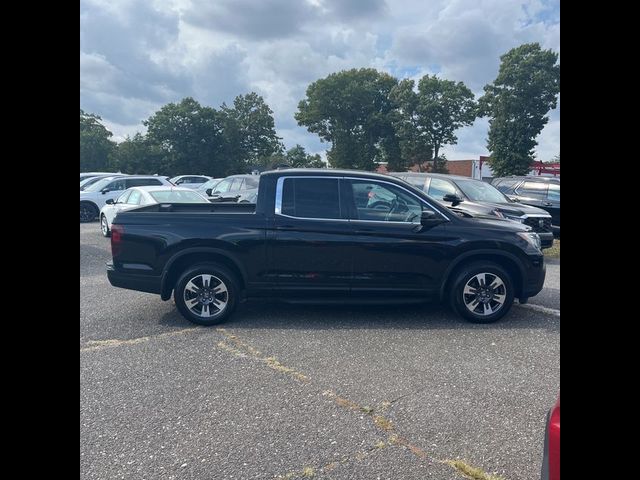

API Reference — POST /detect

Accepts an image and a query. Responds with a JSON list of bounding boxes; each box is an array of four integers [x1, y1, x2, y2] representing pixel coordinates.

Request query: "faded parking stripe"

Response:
[[515, 303, 560, 317], [81, 328, 197, 352]]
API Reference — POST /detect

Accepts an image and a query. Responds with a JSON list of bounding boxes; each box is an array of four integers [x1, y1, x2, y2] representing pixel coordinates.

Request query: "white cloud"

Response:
[[80, 0, 560, 160]]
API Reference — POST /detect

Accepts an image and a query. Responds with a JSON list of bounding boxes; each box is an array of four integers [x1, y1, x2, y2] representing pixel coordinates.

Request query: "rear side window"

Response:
[[493, 178, 519, 193], [518, 181, 548, 199], [126, 178, 163, 188], [280, 178, 341, 219]]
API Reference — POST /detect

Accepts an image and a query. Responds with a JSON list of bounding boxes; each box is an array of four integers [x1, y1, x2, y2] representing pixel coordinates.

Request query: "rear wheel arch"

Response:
[[161, 249, 247, 301]]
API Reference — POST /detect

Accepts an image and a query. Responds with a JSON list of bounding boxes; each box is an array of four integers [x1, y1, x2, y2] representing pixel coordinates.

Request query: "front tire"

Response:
[[100, 214, 110, 237], [174, 263, 239, 326], [449, 261, 514, 323]]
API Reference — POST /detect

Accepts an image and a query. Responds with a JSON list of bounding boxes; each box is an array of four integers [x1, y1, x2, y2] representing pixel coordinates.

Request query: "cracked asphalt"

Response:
[[80, 222, 560, 480]]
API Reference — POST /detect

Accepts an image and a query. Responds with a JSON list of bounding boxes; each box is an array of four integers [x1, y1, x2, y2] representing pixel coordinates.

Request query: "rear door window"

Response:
[[279, 178, 341, 219]]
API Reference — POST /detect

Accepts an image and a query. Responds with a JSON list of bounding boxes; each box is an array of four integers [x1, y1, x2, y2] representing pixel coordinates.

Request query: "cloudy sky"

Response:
[[80, 0, 560, 161]]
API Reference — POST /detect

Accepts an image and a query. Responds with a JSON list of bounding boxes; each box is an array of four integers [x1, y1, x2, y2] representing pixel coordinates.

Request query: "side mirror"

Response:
[[100, 188, 110, 195], [420, 209, 445, 226], [205, 188, 212, 196], [105, 199, 115, 205], [442, 193, 463, 206]]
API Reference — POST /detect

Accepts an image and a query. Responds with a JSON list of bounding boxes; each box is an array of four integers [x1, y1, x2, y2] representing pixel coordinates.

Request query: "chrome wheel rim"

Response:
[[101, 216, 108, 235], [183, 274, 229, 318], [463, 272, 506, 316]]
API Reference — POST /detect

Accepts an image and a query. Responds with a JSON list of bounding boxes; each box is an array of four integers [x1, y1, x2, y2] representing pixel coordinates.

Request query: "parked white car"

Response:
[[169, 175, 213, 189], [99, 186, 211, 236], [80, 172, 119, 182], [80, 175, 173, 223]]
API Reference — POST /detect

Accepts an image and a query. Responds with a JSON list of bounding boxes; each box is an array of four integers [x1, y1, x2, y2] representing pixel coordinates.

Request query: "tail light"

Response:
[[548, 396, 560, 480], [111, 224, 124, 257]]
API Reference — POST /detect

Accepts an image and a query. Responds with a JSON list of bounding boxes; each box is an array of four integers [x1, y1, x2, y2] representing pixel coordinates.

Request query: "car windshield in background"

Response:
[[149, 190, 210, 203], [455, 179, 510, 203], [199, 179, 220, 190], [84, 177, 116, 193]]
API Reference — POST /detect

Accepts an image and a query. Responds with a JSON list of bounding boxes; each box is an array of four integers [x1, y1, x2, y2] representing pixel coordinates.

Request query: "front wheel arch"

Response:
[[440, 252, 524, 301]]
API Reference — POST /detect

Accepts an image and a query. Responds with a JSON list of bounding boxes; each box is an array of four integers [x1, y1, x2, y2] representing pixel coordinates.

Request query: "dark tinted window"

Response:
[[281, 178, 341, 219], [518, 181, 548, 199], [493, 178, 520, 193], [547, 183, 560, 201], [126, 178, 162, 188], [108, 179, 127, 191]]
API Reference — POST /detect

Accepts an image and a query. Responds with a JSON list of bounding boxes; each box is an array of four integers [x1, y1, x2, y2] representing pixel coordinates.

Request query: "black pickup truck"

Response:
[[107, 169, 545, 325]]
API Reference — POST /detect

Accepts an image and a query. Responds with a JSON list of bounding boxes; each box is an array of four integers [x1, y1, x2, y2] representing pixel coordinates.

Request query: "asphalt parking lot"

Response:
[[80, 222, 559, 480]]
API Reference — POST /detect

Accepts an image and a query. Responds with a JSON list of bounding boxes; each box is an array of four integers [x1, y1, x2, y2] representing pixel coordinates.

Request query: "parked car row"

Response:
[[389, 172, 556, 248], [99, 186, 211, 236], [492, 176, 560, 235], [80, 175, 174, 222]]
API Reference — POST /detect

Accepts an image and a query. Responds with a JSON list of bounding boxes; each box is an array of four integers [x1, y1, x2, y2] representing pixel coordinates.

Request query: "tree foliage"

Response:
[[479, 43, 560, 176], [221, 92, 283, 168], [389, 75, 476, 172], [295, 68, 398, 170], [80, 109, 116, 172]]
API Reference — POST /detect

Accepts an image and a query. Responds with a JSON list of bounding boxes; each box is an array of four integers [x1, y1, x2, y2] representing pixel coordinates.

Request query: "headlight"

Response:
[[493, 210, 524, 223], [517, 232, 541, 250]]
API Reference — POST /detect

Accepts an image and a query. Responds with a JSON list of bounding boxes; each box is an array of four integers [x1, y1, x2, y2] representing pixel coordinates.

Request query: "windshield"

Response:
[[199, 178, 221, 190], [455, 179, 510, 203], [149, 190, 210, 203], [84, 177, 118, 192]]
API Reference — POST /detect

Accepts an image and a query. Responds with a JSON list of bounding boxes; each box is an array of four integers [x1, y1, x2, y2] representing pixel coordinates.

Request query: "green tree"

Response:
[[285, 144, 325, 168], [110, 133, 167, 174], [80, 109, 116, 171], [295, 68, 398, 170], [262, 144, 326, 169], [388, 79, 432, 171], [222, 92, 283, 169], [143, 97, 227, 176], [479, 43, 560, 176], [390, 75, 476, 172]]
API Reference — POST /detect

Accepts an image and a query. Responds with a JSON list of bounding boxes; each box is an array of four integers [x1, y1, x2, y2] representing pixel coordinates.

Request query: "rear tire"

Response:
[[100, 214, 110, 237], [174, 263, 239, 326], [449, 261, 514, 323]]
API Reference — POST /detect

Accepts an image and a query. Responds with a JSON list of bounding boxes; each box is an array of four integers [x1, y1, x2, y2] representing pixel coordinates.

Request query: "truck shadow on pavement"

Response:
[[156, 301, 559, 333]]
